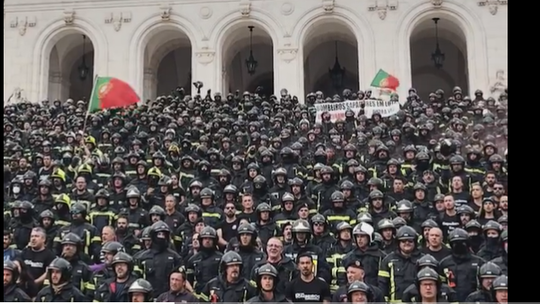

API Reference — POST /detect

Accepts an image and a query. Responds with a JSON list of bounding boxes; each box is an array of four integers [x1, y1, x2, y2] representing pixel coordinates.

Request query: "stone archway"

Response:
[[143, 27, 192, 100], [221, 23, 274, 94], [302, 19, 359, 98], [410, 18, 469, 99], [47, 33, 95, 101]]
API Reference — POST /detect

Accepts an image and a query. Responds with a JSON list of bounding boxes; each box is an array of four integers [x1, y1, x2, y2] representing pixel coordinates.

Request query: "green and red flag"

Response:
[[370, 69, 400, 91], [88, 76, 140, 113]]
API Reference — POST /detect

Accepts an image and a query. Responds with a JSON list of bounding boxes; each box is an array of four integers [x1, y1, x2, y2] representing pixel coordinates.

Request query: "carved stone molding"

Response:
[[63, 9, 75, 25], [322, 0, 335, 13], [281, 2, 294, 16], [199, 6, 213, 19], [478, 0, 507, 15], [368, 0, 398, 20], [105, 12, 131, 32], [239, 0, 251, 17], [10, 16, 36, 36], [160, 4, 172, 21], [277, 48, 298, 63], [195, 51, 215, 65], [430, 0, 443, 7]]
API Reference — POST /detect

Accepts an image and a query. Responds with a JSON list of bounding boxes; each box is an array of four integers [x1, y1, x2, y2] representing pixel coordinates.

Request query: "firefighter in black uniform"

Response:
[[94, 252, 138, 302], [3, 260, 32, 302], [438, 228, 485, 302], [414, 268, 448, 303], [282, 219, 331, 283], [246, 263, 291, 303], [236, 222, 266, 278], [347, 280, 375, 304], [342, 222, 385, 287], [201, 251, 257, 302], [378, 225, 424, 302], [48, 233, 91, 292], [87, 241, 125, 300], [134, 220, 183, 298], [128, 279, 154, 302], [327, 221, 355, 294], [465, 261, 502, 303], [53, 202, 101, 261], [401, 254, 458, 303], [185, 226, 224, 299], [491, 275, 508, 304], [35, 257, 88, 302]]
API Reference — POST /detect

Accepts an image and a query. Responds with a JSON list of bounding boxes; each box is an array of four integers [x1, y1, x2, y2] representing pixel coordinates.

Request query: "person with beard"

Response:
[[202, 251, 257, 302], [35, 257, 87, 302], [217, 201, 240, 246], [9, 200, 37, 249], [45, 233, 91, 292], [134, 221, 182, 297], [378, 226, 423, 302], [186, 226, 223, 300], [233, 223, 265, 279], [20, 227, 56, 287], [246, 263, 291, 303], [53, 202, 101, 261], [87, 241, 125, 301], [250, 237, 296, 295], [283, 219, 331, 283], [477, 220, 503, 261], [465, 262, 502, 303], [3, 260, 32, 302], [3, 231, 21, 262], [285, 252, 331, 303], [115, 216, 139, 254], [438, 228, 485, 301], [94, 252, 138, 302]]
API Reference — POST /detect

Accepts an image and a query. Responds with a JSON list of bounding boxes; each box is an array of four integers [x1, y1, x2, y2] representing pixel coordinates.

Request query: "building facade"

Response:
[[4, 0, 507, 103]]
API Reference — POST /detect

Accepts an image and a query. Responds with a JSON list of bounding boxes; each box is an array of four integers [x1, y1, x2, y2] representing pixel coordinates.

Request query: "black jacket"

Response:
[[35, 283, 88, 302], [3, 284, 32, 302], [342, 244, 386, 287], [438, 252, 485, 301], [202, 276, 257, 303]]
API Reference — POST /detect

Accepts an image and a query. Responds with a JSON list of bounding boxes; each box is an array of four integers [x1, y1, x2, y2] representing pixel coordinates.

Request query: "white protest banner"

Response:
[[364, 99, 401, 118], [314, 100, 364, 123]]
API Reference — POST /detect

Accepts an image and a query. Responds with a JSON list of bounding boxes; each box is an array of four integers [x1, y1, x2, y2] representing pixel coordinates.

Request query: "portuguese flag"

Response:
[[370, 69, 400, 91], [88, 76, 140, 112]]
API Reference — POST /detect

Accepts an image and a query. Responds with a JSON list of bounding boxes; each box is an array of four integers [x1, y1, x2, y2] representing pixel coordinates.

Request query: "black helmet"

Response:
[[396, 225, 417, 241], [128, 278, 154, 301], [220, 251, 243, 272], [4, 260, 19, 283], [491, 275, 508, 291], [448, 228, 469, 243], [417, 267, 440, 283], [479, 262, 502, 279], [149, 205, 166, 217], [421, 219, 438, 229], [331, 191, 345, 202], [256, 203, 272, 213], [199, 226, 218, 240], [200, 188, 214, 198], [48, 257, 72, 283], [237, 223, 256, 235], [70, 202, 87, 215], [396, 200, 413, 213], [111, 252, 134, 270], [377, 219, 395, 231], [140, 227, 152, 240], [101, 241, 125, 254], [291, 219, 311, 233], [416, 254, 438, 270], [392, 217, 407, 229], [347, 280, 372, 302], [311, 214, 326, 225], [483, 220, 502, 234], [61, 232, 82, 246], [151, 220, 170, 234], [257, 263, 278, 278]]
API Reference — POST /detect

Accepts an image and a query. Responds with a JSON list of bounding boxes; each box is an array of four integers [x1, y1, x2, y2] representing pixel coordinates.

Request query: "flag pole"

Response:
[[82, 75, 99, 133]]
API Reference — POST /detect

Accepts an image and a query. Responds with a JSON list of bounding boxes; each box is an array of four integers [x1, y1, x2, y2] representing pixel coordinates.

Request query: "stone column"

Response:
[[275, 47, 302, 98], [48, 71, 63, 101], [192, 49, 217, 94], [143, 68, 156, 101]]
